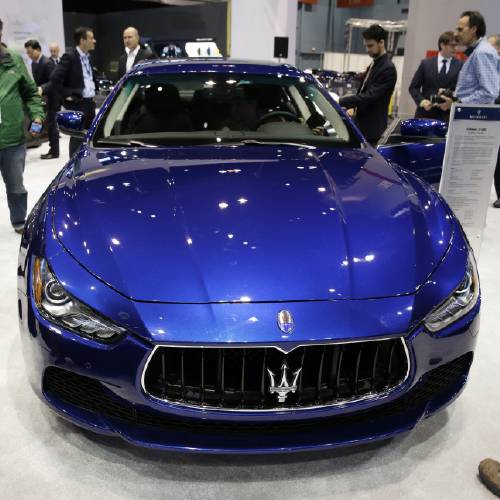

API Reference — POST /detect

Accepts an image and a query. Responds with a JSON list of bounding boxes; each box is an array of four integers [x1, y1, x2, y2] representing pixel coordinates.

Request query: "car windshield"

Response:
[[93, 72, 359, 148]]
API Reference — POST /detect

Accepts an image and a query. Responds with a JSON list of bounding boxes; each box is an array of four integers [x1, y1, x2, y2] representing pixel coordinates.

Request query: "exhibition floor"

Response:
[[1, 137, 499, 499]]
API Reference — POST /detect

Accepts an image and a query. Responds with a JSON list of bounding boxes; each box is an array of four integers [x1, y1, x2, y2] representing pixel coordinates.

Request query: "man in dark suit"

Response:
[[339, 24, 397, 146], [49, 43, 61, 65], [117, 27, 155, 79], [24, 39, 60, 159], [409, 31, 463, 121], [51, 27, 98, 157]]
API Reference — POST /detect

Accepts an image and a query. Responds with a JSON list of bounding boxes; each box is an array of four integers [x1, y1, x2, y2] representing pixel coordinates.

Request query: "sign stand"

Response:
[[439, 104, 500, 258]]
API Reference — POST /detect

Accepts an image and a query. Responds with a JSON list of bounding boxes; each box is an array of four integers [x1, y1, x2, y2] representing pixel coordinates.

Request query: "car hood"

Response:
[[53, 145, 451, 302]]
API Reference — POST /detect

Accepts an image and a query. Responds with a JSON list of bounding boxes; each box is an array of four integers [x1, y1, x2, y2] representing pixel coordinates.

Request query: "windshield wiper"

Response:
[[95, 138, 158, 148], [235, 139, 317, 150]]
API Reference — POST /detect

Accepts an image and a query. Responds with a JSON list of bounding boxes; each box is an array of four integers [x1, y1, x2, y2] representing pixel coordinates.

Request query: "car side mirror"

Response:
[[400, 118, 448, 138], [56, 111, 87, 138]]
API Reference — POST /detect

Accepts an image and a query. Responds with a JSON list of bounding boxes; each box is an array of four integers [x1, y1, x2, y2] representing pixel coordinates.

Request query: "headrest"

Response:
[[144, 84, 181, 113]]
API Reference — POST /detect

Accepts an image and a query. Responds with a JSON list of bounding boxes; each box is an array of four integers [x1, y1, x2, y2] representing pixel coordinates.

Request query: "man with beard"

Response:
[[339, 24, 397, 146]]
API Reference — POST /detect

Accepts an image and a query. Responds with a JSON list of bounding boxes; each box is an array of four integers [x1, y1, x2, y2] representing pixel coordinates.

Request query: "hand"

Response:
[[30, 118, 43, 137], [346, 108, 355, 117], [312, 126, 326, 136], [420, 99, 433, 111], [438, 95, 453, 111], [37, 86, 43, 96]]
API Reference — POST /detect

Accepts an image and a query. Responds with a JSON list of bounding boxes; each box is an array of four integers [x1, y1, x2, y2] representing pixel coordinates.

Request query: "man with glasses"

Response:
[[409, 31, 462, 121], [439, 11, 499, 109]]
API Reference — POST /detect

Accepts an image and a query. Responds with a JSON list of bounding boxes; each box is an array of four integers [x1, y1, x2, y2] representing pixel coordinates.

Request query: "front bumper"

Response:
[[19, 288, 479, 454]]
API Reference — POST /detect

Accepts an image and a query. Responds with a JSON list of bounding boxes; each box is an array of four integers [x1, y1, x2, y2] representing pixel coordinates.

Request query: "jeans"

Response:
[[0, 143, 27, 225]]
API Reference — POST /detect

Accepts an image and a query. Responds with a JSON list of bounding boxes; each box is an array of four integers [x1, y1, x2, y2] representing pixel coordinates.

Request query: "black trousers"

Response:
[[65, 98, 96, 157], [495, 147, 500, 199], [46, 99, 61, 154]]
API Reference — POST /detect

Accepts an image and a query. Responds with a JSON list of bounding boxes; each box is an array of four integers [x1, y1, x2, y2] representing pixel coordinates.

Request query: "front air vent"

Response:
[[142, 338, 409, 410]]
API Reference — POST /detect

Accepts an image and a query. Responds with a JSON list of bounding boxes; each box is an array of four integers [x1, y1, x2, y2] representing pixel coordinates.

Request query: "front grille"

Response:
[[42, 352, 473, 435], [142, 339, 409, 410]]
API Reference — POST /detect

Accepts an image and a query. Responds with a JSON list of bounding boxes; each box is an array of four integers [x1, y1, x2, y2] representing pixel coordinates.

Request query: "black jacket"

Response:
[[409, 56, 462, 119], [117, 47, 155, 79], [31, 55, 55, 94], [339, 53, 397, 142], [50, 48, 98, 104]]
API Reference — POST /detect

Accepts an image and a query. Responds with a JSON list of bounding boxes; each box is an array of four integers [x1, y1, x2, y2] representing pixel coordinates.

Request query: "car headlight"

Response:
[[32, 257, 125, 342], [424, 252, 479, 332]]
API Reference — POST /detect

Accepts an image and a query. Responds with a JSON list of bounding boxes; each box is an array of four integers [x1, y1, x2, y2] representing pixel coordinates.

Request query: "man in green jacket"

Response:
[[0, 18, 44, 233]]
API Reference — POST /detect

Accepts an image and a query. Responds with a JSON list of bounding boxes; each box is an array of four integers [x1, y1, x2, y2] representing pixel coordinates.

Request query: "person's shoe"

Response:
[[479, 458, 500, 497], [493, 199, 500, 208], [40, 151, 59, 160], [12, 222, 25, 234]]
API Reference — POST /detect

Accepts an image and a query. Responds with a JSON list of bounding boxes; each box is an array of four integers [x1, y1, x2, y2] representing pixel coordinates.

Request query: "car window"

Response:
[[94, 73, 359, 148]]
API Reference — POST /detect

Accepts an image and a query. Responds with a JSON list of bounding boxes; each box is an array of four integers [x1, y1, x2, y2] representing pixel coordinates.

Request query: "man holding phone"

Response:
[[0, 18, 44, 234]]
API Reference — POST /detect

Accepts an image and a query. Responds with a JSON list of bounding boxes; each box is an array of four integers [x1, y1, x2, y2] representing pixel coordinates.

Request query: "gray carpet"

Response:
[[0, 137, 498, 499]]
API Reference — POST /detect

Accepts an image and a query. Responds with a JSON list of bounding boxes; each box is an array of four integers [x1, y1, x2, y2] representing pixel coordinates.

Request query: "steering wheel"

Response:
[[257, 110, 301, 127]]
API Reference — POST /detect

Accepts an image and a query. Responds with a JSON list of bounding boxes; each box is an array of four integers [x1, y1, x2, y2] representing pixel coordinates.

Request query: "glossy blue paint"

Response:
[[379, 142, 446, 185], [56, 110, 85, 132], [18, 60, 479, 453], [400, 118, 448, 138], [52, 145, 451, 303], [378, 119, 447, 185]]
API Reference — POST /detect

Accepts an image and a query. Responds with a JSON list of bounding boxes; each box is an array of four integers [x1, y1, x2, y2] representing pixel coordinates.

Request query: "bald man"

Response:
[[117, 27, 155, 79], [49, 43, 61, 65]]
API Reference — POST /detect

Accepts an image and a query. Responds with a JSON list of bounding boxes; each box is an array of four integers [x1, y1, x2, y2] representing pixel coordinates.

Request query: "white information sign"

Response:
[[439, 104, 500, 256]]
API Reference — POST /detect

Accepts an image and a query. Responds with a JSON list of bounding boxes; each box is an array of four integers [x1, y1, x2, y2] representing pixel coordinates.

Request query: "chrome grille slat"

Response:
[[142, 339, 410, 411]]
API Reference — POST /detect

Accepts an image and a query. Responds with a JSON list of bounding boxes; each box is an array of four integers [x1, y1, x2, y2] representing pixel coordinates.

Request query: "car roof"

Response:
[[129, 58, 305, 78]]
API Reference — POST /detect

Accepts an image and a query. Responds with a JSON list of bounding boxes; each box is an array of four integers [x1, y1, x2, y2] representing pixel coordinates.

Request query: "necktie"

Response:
[[440, 59, 448, 76], [359, 62, 374, 94], [438, 59, 448, 87]]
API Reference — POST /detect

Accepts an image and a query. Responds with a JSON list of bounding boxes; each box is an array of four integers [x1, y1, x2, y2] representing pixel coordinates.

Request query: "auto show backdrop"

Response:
[[2, 0, 65, 63], [229, 0, 297, 65], [63, 2, 228, 80]]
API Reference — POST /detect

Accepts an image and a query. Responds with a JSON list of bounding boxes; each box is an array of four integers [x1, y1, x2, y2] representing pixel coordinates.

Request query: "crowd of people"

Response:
[[0, 21, 154, 233], [340, 10, 500, 211]]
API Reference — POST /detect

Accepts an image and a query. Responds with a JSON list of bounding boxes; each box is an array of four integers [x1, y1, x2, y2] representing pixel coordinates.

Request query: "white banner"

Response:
[[439, 103, 500, 256]]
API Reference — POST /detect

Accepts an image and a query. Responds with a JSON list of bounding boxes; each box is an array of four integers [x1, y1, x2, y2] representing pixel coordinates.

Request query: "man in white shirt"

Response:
[[117, 27, 155, 79], [408, 31, 463, 121]]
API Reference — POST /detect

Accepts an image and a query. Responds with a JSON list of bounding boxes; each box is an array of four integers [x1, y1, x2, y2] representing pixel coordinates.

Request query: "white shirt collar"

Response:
[[76, 46, 88, 59], [438, 53, 451, 66], [126, 46, 140, 57]]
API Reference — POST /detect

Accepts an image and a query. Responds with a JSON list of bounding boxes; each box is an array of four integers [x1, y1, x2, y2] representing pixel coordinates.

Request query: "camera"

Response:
[[430, 95, 446, 104], [430, 88, 454, 105]]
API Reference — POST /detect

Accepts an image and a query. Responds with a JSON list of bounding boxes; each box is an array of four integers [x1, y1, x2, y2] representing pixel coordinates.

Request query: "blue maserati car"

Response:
[[18, 60, 480, 453]]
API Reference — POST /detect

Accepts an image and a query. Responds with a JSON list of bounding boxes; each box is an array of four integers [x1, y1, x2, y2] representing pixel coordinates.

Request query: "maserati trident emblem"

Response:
[[277, 310, 294, 334], [267, 363, 302, 403]]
